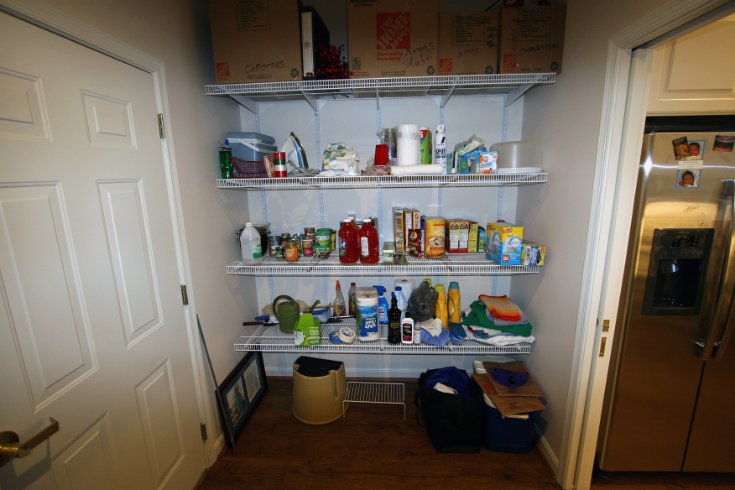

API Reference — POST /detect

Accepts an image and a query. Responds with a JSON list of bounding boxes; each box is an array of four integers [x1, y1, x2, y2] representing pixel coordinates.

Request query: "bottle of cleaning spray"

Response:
[[448, 281, 461, 324], [373, 285, 389, 328], [435, 124, 447, 171], [434, 283, 448, 328]]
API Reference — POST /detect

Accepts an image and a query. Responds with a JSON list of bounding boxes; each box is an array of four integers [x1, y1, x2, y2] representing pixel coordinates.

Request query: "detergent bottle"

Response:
[[434, 283, 448, 328], [373, 285, 389, 327], [448, 281, 461, 323], [394, 286, 408, 319]]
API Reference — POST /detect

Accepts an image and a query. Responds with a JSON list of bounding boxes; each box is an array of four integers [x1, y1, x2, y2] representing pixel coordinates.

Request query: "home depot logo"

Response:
[[376, 12, 410, 50]]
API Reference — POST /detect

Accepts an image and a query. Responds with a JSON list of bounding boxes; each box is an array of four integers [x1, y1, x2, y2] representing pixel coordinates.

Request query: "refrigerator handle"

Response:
[[704, 179, 735, 360]]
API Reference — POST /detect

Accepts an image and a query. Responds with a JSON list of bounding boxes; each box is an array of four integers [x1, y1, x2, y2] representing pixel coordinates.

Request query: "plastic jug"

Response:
[[448, 281, 461, 324], [272, 295, 300, 333], [435, 284, 448, 328]]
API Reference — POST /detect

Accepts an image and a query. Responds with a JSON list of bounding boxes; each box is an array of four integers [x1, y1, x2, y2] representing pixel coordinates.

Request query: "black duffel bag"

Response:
[[415, 367, 485, 453]]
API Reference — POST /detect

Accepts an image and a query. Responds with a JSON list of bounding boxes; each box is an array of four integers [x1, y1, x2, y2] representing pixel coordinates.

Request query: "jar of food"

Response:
[[284, 239, 300, 262]]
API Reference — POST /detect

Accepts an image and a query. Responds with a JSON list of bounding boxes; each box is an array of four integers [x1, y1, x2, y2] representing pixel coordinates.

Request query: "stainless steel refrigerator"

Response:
[[598, 115, 735, 472]]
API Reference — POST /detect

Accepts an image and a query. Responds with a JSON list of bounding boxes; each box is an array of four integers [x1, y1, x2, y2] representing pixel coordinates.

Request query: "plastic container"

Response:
[[359, 219, 379, 264], [338, 218, 359, 264], [374, 285, 389, 326], [225, 132, 277, 178], [488, 141, 541, 171], [448, 281, 461, 324], [355, 287, 379, 341], [240, 222, 263, 263], [483, 394, 539, 453], [434, 284, 448, 328]]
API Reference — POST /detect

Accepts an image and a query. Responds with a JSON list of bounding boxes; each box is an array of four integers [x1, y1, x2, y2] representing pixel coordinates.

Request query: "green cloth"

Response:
[[462, 300, 533, 337]]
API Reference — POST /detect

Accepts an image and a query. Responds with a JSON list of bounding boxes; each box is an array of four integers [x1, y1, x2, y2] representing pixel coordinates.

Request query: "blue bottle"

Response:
[[373, 285, 389, 326]]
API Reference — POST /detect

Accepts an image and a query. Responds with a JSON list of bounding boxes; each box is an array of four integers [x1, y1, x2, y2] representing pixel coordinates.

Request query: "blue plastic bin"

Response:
[[483, 395, 539, 453], [225, 132, 277, 178]]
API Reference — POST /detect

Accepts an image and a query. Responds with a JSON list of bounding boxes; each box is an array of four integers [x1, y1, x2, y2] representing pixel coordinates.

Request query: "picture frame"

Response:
[[215, 351, 268, 451]]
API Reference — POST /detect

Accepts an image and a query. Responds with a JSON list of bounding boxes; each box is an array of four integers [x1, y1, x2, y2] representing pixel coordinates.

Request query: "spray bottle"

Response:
[[373, 285, 389, 327], [435, 124, 447, 171], [394, 286, 408, 319]]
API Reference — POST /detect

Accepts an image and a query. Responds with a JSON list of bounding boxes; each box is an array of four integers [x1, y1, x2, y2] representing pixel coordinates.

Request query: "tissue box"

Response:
[[485, 221, 524, 265]]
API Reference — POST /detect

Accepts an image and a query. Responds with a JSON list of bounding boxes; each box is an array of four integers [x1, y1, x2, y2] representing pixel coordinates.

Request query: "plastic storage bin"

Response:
[[483, 394, 539, 453], [292, 356, 346, 425], [225, 132, 277, 178]]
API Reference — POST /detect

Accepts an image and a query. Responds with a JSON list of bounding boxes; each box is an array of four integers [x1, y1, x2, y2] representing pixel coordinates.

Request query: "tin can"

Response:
[[218, 146, 233, 179], [269, 236, 283, 258], [419, 126, 432, 164], [304, 227, 315, 241], [302, 238, 314, 257], [273, 151, 287, 178]]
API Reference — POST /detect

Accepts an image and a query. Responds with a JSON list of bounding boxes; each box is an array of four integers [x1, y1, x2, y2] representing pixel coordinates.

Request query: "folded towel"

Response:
[[462, 300, 533, 337], [479, 294, 523, 322]]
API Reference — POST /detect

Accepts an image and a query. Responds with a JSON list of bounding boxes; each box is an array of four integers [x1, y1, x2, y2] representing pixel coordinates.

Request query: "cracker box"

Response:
[[499, 0, 566, 74], [522, 240, 546, 266], [468, 221, 479, 253], [446, 219, 469, 253], [393, 207, 405, 254], [208, 0, 303, 83], [347, 0, 439, 78], [485, 221, 524, 265], [438, 11, 499, 75]]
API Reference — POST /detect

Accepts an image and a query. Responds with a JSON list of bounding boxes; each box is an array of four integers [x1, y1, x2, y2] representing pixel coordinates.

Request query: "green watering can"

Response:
[[272, 295, 300, 334]]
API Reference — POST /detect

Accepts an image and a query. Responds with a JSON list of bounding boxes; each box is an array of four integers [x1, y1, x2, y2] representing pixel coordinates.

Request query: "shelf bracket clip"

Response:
[[300, 91, 320, 114], [439, 85, 456, 109], [230, 95, 258, 114], [504, 84, 534, 107]]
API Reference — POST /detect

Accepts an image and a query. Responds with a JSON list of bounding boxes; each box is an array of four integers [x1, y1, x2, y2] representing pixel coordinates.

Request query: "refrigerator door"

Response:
[[599, 130, 735, 472], [684, 180, 735, 472]]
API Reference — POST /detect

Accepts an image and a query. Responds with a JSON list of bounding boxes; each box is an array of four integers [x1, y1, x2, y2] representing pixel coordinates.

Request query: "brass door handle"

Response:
[[0, 417, 59, 467]]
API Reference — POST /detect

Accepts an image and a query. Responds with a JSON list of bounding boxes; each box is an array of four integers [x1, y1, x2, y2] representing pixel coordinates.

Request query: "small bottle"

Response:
[[434, 283, 448, 328], [435, 124, 447, 170], [348, 282, 357, 316], [359, 218, 379, 263], [219, 146, 233, 179], [388, 293, 401, 344], [448, 281, 461, 324], [240, 223, 263, 263], [333, 280, 346, 317], [401, 314, 414, 345]]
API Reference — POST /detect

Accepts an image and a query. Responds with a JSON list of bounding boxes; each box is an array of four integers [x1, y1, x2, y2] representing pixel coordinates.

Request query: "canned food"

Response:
[[304, 227, 315, 240], [269, 236, 283, 258], [302, 238, 314, 257], [315, 228, 331, 247]]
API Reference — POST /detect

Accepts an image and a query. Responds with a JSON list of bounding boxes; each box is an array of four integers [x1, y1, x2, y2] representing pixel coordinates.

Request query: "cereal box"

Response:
[[468, 221, 479, 253], [393, 207, 405, 254], [485, 221, 524, 265], [424, 217, 446, 258]]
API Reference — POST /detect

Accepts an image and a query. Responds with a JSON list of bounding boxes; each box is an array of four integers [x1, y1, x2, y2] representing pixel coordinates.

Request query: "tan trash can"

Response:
[[292, 356, 346, 425]]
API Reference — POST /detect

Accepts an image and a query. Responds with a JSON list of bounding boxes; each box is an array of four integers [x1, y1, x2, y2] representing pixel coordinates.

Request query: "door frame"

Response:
[[0, 0, 216, 465], [565, 1, 734, 489]]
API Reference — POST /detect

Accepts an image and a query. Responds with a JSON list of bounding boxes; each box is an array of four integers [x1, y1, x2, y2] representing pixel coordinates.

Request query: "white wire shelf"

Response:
[[205, 73, 556, 109], [234, 320, 533, 355], [217, 172, 547, 190], [227, 254, 539, 277], [343, 381, 406, 420]]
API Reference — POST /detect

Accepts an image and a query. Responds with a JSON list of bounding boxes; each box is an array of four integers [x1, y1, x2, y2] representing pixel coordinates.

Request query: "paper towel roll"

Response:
[[396, 124, 420, 166], [394, 278, 414, 300]]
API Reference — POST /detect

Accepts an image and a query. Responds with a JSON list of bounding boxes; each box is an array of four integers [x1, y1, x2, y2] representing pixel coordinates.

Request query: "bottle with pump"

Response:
[[394, 286, 408, 319], [435, 124, 447, 171], [348, 282, 357, 316], [374, 285, 389, 327], [448, 281, 461, 324], [333, 280, 346, 317], [434, 283, 448, 328], [388, 293, 401, 344], [240, 223, 263, 263]]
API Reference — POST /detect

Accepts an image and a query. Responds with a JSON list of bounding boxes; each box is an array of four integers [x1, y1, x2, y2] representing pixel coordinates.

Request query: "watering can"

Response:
[[272, 295, 300, 333]]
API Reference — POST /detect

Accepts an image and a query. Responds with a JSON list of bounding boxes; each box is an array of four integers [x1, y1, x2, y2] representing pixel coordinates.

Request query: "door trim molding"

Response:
[[565, 1, 733, 489], [0, 0, 216, 466]]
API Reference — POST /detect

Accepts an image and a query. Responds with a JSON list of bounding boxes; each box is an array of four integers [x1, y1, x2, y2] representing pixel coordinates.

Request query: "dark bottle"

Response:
[[387, 293, 401, 344]]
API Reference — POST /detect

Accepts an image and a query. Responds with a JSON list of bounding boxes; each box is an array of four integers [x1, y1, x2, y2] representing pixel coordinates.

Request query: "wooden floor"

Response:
[[197, 377, 735, 490]]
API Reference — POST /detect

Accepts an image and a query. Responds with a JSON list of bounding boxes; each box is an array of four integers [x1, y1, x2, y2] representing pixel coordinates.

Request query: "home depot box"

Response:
[[438, 11, 499, 75], [347, 0, 439, 78], [499, 1, 566, 74], [209, 0, 303, 83]]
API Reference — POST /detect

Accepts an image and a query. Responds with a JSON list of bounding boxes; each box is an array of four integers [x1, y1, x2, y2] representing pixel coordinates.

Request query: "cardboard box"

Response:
[[393, 207, 405, 254], [485, 221, 524, 265], [209, 0, 303, 83], [522, 240, 546, 266], [499, 1, 566, 74], [446, 219, 469, 253], [468, 221, 479, 253], [347, 0, 439, 78], [438, 11, 499, 75]]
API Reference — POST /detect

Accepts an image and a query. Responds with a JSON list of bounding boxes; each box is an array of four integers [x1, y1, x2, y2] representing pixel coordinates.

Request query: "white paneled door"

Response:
[[0, 12, 206, 490]]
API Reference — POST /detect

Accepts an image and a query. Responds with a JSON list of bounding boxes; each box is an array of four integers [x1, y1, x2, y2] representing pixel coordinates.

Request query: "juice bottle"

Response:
[[448, 281, 461, 323], [359, 218, 379, 263], [338, 218, 359, 264]]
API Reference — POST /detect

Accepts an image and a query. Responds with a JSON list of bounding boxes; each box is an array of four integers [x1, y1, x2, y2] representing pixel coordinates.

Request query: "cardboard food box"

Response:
[[347, 0, 439, 78], [485, 221, 524, 265], [468, 221, 479, 253], [209, 0, 303, 83], [438, 11, 499, 75], [499, 1, 566, 74], [522, 240, 546, 266], [446, 219, 469, 253], [393, 207, 405, 254]]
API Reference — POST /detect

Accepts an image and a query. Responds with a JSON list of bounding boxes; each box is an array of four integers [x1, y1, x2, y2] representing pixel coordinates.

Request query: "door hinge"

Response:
[[180, 285, 189, 305], [200, 423, 207, 441], [157, 113, 165, 138]]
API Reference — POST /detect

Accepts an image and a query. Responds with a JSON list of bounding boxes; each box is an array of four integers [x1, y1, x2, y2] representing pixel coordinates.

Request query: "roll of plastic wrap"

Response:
[[394, 278, 413, 300], [396, 124, 420, 166], [389, 164, 443, 176]]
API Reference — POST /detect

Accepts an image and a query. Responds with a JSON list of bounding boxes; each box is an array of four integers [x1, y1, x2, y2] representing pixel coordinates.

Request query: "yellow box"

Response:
[[522, 240, 546, 267], [485, 221, 524, 265], [468, 221, 479, 253]]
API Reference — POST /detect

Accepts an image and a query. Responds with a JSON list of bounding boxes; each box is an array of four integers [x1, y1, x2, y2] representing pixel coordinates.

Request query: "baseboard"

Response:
[[535, 429, 560, 482]]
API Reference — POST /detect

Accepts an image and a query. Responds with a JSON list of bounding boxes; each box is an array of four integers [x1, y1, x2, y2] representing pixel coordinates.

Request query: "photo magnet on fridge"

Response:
[[672, 136, 689, 160], [713, 135, 734, 152]]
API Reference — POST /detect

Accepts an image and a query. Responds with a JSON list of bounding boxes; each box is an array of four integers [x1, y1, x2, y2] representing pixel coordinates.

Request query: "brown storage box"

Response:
[[499, 1, 565, 74], [347, 0, 438, 78], [438, 11, 499, 75], [209, 0, 303, 83]]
